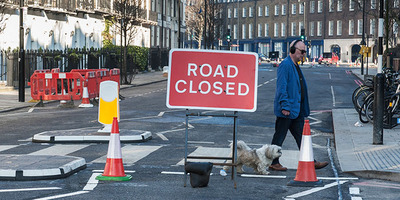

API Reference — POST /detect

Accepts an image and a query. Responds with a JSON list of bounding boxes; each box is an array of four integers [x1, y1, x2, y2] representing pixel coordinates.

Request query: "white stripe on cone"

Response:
[[79, 87, 93, 108], [298, 135, 314, 162]]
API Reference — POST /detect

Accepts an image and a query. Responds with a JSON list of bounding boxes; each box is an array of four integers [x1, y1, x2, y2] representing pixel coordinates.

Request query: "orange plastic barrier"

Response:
[[29, 68, 120, 101], [29, 71, 84, 101]]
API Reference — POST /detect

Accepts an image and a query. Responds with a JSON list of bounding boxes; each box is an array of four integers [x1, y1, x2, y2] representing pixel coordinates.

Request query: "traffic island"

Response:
[[32, 127, 152, 143], [0, 155, 86, 181]]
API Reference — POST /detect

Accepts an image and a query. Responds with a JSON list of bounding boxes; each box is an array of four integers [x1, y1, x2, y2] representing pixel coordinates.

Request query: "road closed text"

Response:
[[167, 49, 258, 112], [174, 63, 249, 96]]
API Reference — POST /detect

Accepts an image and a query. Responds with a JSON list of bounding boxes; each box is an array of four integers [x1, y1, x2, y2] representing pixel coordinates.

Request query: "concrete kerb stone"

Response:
[[0, 155, 86, 181]]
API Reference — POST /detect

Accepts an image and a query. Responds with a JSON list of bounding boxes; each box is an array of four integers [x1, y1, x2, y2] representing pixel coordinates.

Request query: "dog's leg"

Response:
[[236, 164, 245, 173], [257, 164, 270, 175]]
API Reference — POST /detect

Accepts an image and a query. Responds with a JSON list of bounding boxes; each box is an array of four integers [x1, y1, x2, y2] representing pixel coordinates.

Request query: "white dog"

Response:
[[223, 140, 282, 175]]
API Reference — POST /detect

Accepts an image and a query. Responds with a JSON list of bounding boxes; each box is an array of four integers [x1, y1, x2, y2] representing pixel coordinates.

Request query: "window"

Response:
[[317, 21, 322, 36], [357, 19, 363, 35], [337, 20, 342, 35], [258, 24, 262, 37], [292, 4, 297, 15], [329, 0, 334, 12], [243, 7, 247, 18], [234, 8, 238, 18], [337, 0, 343, 11], [310, 21, 315, 36], [291, 22, 297, 36], [299, 21, 304, 34], [282, 4, 287, 15], [349, 19, 354, 35], [265, 23, 269, 37], [265, 5, 269, 16], [299, 3, 304, 14], [249, 24, 253, 39], [371, 0, 376, 9], [242, 24, 246, 39], [318, 0, 323, 13], [310, 1, 315, 13], [228, 8, 232, 18], [233, 24, 237, 39], [350, 0, 355, 11], [258, 6, 262, 17], [274, 23, 279, 37], [275, 5, 279, 16], [281, 22, 286, 37], [370, 19, 376, 35], [329, 21, 333, 36], [249, 7, 253, 17]]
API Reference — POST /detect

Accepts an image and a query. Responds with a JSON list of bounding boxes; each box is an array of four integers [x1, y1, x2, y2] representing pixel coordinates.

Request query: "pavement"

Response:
[[1, 67, 400, 182]]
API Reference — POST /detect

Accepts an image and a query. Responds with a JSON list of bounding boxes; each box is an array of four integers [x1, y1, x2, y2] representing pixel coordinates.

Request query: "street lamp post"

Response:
[[360, 0, 366, 75], [19, 0, 25, 102]]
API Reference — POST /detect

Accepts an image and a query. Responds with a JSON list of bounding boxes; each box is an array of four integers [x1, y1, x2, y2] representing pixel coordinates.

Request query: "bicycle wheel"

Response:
[[365, 98, 374, 123], [353, 86, 373, 113], [359, 92, 374, 123]]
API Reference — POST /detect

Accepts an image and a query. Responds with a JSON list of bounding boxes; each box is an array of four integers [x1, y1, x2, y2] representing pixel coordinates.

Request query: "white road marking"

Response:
[[329, 73, 332, 79], [285, 180, 348, 199], [28, 145, 90, 156], [157, 112, 165, 117], [188, 141, 215, 145], [33, 191, 89, 200], [156, 133, 169, 141], [349, 187, 360, 195], [83, 173, 100, 191], [308, 116, 322, 125], [240, 174, 287, 179], [0, 145, 18, 152], [331, 85, 336, 107], [91, 145, 162, 165], [28, 108, 34, 113], [0, 187, 61, 193], [18, 138, 32, 142], [161, 171, 185, 175]]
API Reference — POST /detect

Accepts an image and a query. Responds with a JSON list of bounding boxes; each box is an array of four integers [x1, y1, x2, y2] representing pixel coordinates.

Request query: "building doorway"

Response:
[[351, 45, 361, 62]]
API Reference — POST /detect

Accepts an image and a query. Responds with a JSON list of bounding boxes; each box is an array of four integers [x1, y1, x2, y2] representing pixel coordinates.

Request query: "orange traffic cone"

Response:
[[288, 120, 322, 187], [79, 86, 93, 108], [96, 117, 132, 181]]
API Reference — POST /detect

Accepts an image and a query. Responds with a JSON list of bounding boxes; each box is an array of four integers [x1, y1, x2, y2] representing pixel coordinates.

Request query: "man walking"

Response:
[[269, 40, 329, 171]]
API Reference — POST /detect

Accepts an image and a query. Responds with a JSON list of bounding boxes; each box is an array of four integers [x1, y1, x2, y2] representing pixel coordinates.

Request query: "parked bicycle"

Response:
[[352, 68, 400, 128]]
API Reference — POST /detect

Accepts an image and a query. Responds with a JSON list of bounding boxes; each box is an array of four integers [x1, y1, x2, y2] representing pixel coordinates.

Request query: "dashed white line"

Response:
[[82, 173, 100, 191], [0, 187, 61, 193], [331, 85, 336, 107]]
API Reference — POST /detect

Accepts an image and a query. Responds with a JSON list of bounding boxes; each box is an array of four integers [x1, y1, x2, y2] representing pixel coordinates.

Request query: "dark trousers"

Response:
[[271, 116, 304, 165]]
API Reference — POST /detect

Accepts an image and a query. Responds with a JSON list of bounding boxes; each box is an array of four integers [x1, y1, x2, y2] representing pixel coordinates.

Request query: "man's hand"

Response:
[[282, 109, 290, 116]]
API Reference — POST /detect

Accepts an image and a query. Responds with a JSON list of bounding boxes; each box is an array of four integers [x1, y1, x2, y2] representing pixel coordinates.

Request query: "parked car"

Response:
[[318, 52, 339, 65]]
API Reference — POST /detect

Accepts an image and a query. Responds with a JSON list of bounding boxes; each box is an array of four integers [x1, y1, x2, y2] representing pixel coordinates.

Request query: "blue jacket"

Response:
[[274, 56, 310, 119]]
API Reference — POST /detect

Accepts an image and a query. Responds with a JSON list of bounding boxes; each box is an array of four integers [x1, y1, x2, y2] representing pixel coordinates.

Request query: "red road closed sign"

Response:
[[166, 49, 258, 112]]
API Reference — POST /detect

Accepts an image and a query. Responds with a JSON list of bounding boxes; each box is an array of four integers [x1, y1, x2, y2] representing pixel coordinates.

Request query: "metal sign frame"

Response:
[[184, 110, 238, 188]]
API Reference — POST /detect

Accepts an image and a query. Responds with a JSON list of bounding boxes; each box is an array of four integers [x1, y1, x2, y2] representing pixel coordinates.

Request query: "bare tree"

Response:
[[0, 0, 7, 34], [185, 0, 223, 49], [112, 0, 145, 84], [185, 0, 205, 49]]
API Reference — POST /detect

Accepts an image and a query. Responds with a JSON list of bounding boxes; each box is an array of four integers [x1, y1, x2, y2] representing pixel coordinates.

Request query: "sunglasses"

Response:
[[297, 48, 306, 54]]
